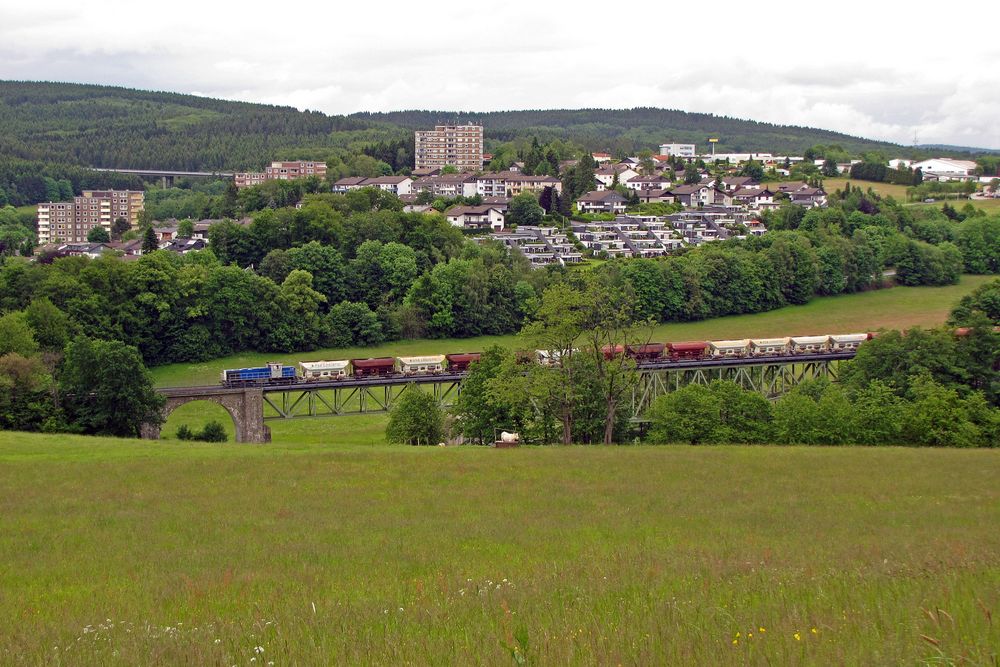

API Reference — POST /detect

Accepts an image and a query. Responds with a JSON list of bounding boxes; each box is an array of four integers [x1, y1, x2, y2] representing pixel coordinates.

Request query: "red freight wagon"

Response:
[[601, 344, 625, 359], [626, 343, 666, 361], [445, 352, 481, 372], [667, 341, 710, 361], [351, 357, 396, 377]]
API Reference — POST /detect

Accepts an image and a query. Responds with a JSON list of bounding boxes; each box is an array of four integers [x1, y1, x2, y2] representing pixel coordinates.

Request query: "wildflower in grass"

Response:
[[732, 639, 738, 645], [748, 632, 753, 638], [811, 627, 818, 634], [794, 632, 801, 641], [759, 627, 766, 633], [254, 646, 264, 654]]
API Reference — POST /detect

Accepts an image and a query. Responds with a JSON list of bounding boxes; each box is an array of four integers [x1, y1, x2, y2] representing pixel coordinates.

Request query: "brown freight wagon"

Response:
[[666, 341, 710, 361], [445, 352, 481, 373], [626, 343, 666, 362], [351, 357, 396, 377]]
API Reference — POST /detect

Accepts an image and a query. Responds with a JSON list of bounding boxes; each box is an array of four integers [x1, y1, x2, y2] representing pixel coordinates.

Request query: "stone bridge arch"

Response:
[[142, 388, 271, 443]]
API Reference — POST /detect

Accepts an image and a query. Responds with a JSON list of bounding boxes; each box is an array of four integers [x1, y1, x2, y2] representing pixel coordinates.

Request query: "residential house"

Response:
[[669, 184, 714, 207], [363, 176, 413, 196], [331, 176, 370, 193], [444, 205, 505, 231], [411, 173, 478, 199], [731, 187, 776, 209], [720, 176, 759, 193], [594, 165, 638, 189], [576, 190, 628, 214], [788, 187, 827, 207], [625, 175, 672, 191]]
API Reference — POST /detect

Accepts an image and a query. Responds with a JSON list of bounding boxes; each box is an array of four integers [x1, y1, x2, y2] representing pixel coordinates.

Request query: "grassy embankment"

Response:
[[0, 432, 997, 665]]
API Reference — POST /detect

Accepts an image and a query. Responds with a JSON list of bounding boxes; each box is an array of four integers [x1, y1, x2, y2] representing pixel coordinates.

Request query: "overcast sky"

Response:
[[3, 1, 999, 149]]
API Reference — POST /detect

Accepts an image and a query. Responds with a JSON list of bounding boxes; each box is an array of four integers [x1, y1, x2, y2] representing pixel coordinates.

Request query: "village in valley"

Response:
[[32, 123, 994, 268]]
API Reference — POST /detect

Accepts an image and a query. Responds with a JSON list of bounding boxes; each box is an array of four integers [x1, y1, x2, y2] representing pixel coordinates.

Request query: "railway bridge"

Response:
[[91, 167, 234, 188], [144, 352, 854, 443]]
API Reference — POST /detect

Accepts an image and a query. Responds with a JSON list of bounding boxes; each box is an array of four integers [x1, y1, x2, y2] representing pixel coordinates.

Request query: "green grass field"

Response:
[[824, 177, 1000, 214], [1, 431, 997, 665], [152, 275, 994, 388]]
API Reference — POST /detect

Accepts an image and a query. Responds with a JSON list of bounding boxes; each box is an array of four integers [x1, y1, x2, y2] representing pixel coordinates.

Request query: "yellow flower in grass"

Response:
[[794, 632, 801, 641], [811, 627, 818, 634], [759, 627, 766, 633]]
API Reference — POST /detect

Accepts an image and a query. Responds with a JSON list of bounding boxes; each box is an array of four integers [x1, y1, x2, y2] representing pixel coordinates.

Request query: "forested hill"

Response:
[[349, 108, 906, 156], [1, 81, 913, 174], [0, 81, 367, 171]]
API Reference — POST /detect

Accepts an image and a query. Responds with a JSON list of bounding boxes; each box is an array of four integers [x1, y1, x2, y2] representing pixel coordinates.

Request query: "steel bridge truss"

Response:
[[631, 357, 844, 419], [253, 355, 849, 422], [261, 376, 463, 420]]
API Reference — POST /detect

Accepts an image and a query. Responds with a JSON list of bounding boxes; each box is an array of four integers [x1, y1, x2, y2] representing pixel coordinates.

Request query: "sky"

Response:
[[2, 1, 999, 149]]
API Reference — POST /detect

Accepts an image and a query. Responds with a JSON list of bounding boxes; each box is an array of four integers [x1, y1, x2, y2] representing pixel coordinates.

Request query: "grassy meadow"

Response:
[[0, 431, 997, 665], [823, 177, 1000, 214], [151, 275, 993, 389]]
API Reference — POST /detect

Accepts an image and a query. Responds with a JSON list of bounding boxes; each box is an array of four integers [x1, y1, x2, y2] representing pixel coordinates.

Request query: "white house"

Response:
[[445, 205, 505, 231], [669, 184, 714, 207], [732, 187, 776, 209], [594, 166, 638, 189], [364, 176, 414, 196], [576, 190, 628, 214], [625, 175, 672, 191]]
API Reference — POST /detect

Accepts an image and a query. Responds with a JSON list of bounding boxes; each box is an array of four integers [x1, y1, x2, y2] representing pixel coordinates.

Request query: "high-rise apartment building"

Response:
[[37, 190, 145, 245], [414, 124, 484, 172], [234, 160, 327, 188]]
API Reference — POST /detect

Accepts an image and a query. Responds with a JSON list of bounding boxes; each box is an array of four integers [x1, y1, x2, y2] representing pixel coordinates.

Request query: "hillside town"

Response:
[[35, 124, 999, 268]]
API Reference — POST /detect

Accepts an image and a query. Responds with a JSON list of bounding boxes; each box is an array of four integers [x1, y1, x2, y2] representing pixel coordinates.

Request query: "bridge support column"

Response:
[[142, 388, 270, 444]]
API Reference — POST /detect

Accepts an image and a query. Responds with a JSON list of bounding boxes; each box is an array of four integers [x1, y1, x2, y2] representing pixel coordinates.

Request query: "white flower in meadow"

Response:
[[254, 646, 265, 654]]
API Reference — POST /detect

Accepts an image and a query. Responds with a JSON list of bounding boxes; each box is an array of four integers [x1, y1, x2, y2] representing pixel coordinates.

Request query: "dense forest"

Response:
[[0, 80, 932, 207], [351, 108, 909, 156]]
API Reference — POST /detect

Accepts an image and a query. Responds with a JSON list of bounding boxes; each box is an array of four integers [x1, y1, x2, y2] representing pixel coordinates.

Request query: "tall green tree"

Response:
[[451, 345, 514, 444], [58, 337, 165, 438], [386, 386, 445, 445], [141, 226, 159, 254]]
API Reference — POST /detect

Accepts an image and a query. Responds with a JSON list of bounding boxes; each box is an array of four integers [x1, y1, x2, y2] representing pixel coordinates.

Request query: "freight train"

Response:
[[219, 333, 878, 387]]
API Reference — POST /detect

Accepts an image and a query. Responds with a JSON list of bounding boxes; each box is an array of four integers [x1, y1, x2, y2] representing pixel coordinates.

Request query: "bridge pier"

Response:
[[143, 388, 270, 443]]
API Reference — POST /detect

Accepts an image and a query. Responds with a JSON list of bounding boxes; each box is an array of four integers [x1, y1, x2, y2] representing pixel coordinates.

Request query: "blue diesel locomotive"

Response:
[[221, 362, 297, 387]]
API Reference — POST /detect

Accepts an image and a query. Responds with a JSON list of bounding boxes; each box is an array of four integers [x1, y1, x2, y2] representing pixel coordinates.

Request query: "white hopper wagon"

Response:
[[709, 339, 750, 358], [790, 335, 830, 354], [749, 337, 790, 356], [397, 355, 446, 375], [829, 333, 869, 352], [300, 359, 351, 380]]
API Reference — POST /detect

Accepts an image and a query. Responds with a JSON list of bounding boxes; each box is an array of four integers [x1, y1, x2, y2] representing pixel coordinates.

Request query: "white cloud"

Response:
[[2, 0, 999, 148]]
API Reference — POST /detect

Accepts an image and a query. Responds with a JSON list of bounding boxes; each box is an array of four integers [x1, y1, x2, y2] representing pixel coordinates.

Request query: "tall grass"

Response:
[[0, 432, 997, 664]]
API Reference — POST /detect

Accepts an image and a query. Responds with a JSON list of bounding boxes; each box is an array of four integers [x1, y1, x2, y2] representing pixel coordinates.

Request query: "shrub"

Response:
[[199, 420, 228, 442]]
